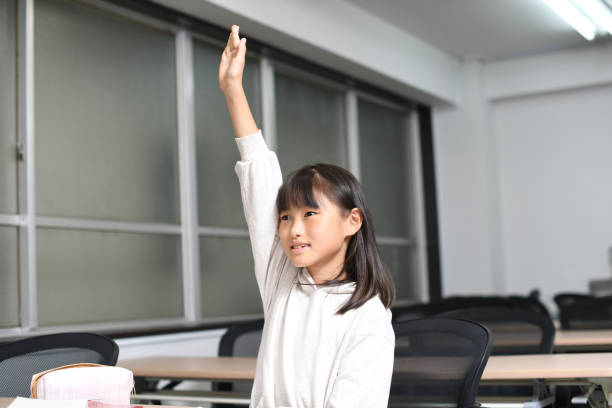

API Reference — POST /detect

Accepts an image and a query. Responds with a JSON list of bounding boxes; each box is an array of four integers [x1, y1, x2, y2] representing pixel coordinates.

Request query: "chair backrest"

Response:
[[556, 295, 612, 330], [553, 293, 594, 309], [436, 307, 555, 355], [442, 296, 551, 318], [0, 332, 118, 397], [390, 318, 492, 408], [213, 319, 264, 407], [218, 318, 264, 358], [589, 279, 612, 296], [393, 295, 551, 324]]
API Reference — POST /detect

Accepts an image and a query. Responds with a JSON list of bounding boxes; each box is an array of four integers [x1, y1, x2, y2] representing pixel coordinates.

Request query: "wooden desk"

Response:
[[555, 330, 612, 352], [0, 398, 185, 408], [120, 356, 255, 381], [119, 353, 612, 407], [119, 357, 255, 405], [483, 352, 612, 380], [121, 353, 612, 380]]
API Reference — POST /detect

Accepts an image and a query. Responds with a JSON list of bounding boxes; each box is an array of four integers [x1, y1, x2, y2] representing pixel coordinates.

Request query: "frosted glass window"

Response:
[[358, 99, 411, 237], [275, 72, 345, 174], [0, 227, 19, 327], [194, 39, 262, 228], [37, 228, 182, 325], [379, 244, 418, 300], [200, 237, 261, 318], [0, 0, 17, 214], [34, 0, 179, 223]]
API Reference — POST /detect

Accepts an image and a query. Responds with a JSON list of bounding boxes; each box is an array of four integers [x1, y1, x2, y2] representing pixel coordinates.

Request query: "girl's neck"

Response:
[[306, 263, 347, 285]]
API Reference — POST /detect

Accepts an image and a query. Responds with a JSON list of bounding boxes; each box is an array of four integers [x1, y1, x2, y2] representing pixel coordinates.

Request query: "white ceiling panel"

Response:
[[344, 0, 611, 60]]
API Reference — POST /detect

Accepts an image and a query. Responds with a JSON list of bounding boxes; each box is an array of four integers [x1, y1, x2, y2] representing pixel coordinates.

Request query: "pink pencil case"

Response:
[[30, 363, 134, 404]]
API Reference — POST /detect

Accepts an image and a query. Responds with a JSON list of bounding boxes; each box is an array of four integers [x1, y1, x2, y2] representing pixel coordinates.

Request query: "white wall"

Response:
[[433, 42, 612, 311], [492, 84, 612, 306], [432, 61, 502, 295], [116, 329, 225, 360]]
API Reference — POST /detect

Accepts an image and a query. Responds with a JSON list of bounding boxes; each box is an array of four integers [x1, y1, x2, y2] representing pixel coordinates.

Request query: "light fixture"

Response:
[[572, 0, 612, 35], [541, 0, 597, 40]]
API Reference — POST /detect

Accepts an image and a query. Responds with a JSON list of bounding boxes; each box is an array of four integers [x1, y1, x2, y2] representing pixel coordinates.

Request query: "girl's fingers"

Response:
[[238, 37, 247, 60], [231, 25, 240, 50], [223, 25, 239, 54]]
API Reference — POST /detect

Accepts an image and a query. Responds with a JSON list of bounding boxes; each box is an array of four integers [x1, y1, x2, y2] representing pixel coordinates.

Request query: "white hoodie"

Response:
[[234, 130, 395, 408]]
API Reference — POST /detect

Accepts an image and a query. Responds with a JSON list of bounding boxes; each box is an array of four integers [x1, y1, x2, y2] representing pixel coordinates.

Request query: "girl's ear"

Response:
[[345, 208, 363, 237]]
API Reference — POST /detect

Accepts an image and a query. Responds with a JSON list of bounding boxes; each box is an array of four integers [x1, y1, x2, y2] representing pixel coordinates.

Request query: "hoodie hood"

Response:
[[297, 268, 356, 295]]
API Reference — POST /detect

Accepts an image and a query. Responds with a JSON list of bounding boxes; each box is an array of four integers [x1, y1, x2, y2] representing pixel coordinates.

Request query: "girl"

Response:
[[219, 25, 395, 408]]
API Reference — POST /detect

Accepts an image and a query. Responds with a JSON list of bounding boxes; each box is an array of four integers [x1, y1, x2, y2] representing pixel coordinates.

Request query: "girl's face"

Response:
[[278, 192, 362, 281]]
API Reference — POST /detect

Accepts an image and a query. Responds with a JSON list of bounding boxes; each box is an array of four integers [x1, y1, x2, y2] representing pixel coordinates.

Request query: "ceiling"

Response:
[[344, 0, 612, 61]]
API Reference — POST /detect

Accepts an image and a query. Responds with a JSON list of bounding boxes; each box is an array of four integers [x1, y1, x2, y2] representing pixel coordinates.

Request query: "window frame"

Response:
[[354, 93, 428, 306]]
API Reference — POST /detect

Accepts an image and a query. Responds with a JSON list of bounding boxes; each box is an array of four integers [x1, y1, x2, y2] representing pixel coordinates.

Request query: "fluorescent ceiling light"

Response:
[[571, 0, 612, 35], [542, 0, 597, 40]]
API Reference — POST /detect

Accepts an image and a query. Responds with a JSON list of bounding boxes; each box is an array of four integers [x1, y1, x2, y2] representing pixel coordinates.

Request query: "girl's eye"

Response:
[[305, 211, 316, 217], [280, 215, 290, 221]]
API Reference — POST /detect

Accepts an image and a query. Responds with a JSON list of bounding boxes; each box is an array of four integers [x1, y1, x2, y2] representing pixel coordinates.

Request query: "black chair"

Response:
[[527, 288, 541, 300], [436, 307, 555, 404], [393, 295, 551, 324], [553, 294, 612, 407], [390, 318, 493, 408], [554, 293, 594, 308], [435, 307, 555, 355], [213, 319, 264, 408], [556, 295, 612, 330], [0, 332, 118, 398], [450, 296, 551, 317], [553, 293, 593, 312]]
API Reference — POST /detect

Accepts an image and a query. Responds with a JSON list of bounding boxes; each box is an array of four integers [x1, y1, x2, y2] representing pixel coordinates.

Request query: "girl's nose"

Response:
[[290, 219, 303, 237]]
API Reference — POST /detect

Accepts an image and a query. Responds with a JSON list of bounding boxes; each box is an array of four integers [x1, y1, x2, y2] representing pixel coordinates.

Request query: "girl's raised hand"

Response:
[[219, 25, 247, 94]]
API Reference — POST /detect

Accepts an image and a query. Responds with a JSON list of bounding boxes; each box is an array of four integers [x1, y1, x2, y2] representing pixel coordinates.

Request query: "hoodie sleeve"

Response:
[[326, 333, 395, 408], [326, 305, 395, 408], [234, 130, 284, 305]]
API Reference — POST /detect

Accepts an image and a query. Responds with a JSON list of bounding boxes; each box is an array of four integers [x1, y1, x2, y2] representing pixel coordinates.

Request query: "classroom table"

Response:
[[0, 398, 185, 408], [119, 353, 612, 407], [394, 329, 612, 354], [119, 357, 254, 406], [555, 330, 612, 352]]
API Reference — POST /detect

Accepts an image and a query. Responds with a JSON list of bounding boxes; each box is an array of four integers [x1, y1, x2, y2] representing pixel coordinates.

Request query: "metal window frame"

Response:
[[355, 89, 412, 113], [271, 59, 349, 93], [0, 214, 24, 226], [176, 29, 201, 323], [17, 0, 36, 332], [11, 0, 194, 337], [408, 110, 430, 301], [271, 59, 350, 168], [35, 217, 181, 234], [260, 56, 276, 150], [190, 30, 266, 61], [350, 91, 424, 302], [75, 0, 179, 35], [345, 90, 360, 179]]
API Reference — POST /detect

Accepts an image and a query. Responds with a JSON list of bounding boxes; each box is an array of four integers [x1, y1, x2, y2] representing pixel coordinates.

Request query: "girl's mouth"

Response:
[[291, 244, 310, 254]]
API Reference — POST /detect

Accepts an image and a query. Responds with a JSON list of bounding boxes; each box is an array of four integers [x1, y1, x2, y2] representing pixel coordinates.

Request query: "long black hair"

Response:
[[276, 163, 395, 314]]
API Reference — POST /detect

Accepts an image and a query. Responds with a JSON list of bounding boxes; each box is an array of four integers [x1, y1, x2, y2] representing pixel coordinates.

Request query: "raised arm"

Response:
[[219, 26, 284, 307], [219, 25, 258, 138]]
